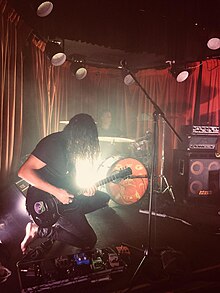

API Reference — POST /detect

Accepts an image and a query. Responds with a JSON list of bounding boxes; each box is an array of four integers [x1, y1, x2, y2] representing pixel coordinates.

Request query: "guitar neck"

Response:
[[95, 173, 122, 188], [77, 167, 131, 195]]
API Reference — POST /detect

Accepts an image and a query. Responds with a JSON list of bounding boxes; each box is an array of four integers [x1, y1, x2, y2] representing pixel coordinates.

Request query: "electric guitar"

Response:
[[26, 167, 132, 228]]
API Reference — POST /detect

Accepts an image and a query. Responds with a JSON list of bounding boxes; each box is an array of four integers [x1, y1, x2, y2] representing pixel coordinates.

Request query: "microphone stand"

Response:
[[122, 64, 182, 289]]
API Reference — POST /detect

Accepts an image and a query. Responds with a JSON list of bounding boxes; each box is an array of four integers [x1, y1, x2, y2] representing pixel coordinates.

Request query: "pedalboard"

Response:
[[17, 246, 130, 292]]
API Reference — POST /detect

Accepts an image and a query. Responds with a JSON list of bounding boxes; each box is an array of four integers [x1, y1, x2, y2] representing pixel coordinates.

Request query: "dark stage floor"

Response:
[[1, 185, 220, 293]]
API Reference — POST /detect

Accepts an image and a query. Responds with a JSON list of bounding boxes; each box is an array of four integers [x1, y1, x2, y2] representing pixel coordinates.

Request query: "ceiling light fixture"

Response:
[[207, 37, 220, 50], [45, 41, 66, 66], [70, 55, 87, 80], [169, 65, 191, 82], [35, 1, 54, 17]]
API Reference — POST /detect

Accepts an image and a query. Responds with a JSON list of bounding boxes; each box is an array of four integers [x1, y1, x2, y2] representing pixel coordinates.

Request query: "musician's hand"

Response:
[[54, 188, 74, 204], [83, 185, 97, 196]]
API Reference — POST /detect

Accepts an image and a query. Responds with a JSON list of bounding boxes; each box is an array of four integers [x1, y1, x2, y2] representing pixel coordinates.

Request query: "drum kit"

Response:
[[98, 135, 153, 206]]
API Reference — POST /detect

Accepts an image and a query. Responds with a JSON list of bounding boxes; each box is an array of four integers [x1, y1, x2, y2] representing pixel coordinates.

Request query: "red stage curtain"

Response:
[[0, 0, 25, 189], [199, 59, 220, 125], [0, 0, 219, 190]]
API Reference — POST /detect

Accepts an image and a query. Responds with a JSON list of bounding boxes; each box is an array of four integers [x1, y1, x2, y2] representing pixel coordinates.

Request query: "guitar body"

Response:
[[26, 186, 60, 228], [26, 167, 132, 228]]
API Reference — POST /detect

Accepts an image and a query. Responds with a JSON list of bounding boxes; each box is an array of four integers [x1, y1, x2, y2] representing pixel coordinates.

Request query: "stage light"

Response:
[[207, 37, 220, 50], [169, 65, 190, 82], [32, 1, 54, 17], [70, 56, 87, 80], [45, 41, 66, 66]]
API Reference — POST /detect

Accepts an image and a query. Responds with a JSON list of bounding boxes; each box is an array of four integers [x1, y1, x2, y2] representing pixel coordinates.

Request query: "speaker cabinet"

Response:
[[173, 150, 220, 204]]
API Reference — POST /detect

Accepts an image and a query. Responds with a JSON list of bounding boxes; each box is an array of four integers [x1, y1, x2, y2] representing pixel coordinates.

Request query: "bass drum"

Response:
[[98, 156, 148, 205]]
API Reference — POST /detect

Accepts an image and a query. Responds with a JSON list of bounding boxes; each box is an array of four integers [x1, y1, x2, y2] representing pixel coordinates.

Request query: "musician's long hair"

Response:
[[63, 113, 100, 165]]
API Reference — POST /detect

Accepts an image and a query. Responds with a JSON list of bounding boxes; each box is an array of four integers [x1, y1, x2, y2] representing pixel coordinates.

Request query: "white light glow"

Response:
[[37, 1, 53, 17], [14, 194, 29, 217], [51, 53, 66, 66], [75, 159, 98, 189], [207, 37, 220, 50], [75, 68, 87, 80], [176, 70, 189, 82], [97, 156, 118, 180]]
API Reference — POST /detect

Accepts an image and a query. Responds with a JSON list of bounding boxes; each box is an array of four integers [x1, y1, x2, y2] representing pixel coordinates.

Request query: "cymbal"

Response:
[[59, 120, 69, 124], [98, 136, 135, 143]]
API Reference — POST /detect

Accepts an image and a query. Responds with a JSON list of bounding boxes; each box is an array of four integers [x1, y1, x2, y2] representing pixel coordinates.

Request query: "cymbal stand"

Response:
[[120, 63, 182, 290], [155, 118, 175, 202]]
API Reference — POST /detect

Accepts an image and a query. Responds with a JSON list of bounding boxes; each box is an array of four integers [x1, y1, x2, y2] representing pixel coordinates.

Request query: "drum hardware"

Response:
[[135, 131, 152, 142], [120, 63, 182, 291], [154, 119, 175, 202], [155, 175, 175, 202], [99, 137, 135, 160], [132, 132, 153, 165], [98, 136, 135, 143]]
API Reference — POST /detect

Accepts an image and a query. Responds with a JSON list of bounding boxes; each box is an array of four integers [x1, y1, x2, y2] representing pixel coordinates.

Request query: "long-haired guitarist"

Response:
[[18, 113, 110, 254]]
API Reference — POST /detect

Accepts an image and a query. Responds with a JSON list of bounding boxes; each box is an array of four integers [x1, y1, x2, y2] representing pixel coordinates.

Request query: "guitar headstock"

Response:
[[117, 167, 132, 179]]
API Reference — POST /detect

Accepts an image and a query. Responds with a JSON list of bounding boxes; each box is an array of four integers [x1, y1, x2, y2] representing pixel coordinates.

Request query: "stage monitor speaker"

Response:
[[173, 150, 220, 204]]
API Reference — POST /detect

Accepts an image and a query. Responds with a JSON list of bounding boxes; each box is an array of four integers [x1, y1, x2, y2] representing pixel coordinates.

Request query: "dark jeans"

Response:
[[39, 191, 110, 249]]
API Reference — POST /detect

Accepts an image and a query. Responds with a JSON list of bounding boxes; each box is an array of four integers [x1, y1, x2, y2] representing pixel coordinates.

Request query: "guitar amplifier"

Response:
[[181, 125, 219, 136], [184, 135, 218, 151], [179, 125, 219, 151]]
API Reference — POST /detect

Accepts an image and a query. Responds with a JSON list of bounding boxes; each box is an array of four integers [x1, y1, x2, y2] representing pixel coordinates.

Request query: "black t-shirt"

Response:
[[32, 132, 73, 190]]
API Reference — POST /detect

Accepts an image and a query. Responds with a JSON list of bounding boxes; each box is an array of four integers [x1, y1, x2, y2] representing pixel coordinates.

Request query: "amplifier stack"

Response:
[[173, 125, 220, 203], [180, 125, 219, 151]]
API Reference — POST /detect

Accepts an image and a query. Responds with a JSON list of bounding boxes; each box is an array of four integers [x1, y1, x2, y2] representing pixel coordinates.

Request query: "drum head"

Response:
[[106, 157, 148, 205]]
